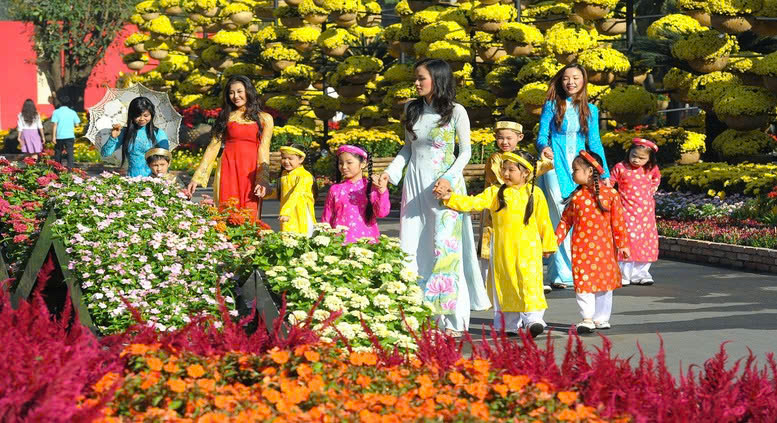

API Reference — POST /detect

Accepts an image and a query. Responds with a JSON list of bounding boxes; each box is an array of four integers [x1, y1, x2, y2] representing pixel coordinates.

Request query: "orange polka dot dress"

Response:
[[555, 185, 629, 294], [611, 162, 660, 262]]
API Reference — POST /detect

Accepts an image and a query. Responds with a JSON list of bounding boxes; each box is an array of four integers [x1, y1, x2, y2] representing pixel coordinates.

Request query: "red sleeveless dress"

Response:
[[219, 120, 261, 216]]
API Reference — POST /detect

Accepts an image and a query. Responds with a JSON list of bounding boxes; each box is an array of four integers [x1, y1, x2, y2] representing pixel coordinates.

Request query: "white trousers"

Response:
[[576, 291, 613, 322], [619, 261, 653, 282], [491, 270, 546, 331]]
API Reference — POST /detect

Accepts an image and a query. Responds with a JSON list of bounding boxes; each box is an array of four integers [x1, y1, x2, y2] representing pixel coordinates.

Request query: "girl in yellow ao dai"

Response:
[[435, 151, 557, 338], [278, 145, 316, 235]]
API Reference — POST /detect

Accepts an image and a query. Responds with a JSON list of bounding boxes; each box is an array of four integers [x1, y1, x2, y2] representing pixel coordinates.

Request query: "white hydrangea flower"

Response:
[[404, 316, 420, 331], [384, 281, 406, 295], [400, 268, 419, 282], [300, 251, 319, 263], [291, 277, 311, 290], [312, 235, 331, 246], [377, 263, 393, 273], [372, 294, 392, 310], [323, 255, 339, 264]]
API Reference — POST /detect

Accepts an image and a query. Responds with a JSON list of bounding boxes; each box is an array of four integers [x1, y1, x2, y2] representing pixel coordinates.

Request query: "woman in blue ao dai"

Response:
[[376, 59, 490, 336], [102, 97, 169, 177], [536, 64, 610, 289]]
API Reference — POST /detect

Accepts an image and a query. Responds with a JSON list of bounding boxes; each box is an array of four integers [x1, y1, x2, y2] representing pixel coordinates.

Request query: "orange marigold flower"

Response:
[[356, 374, 372, 388], [145, 357, 164, 372], [92, 372, 120, 394], [529, 406, 547, 417], [557, 391, 578, 405], [167, 378, 186, 393], [555, 408, 579, 421], [493, 383, 509, 398], [125, 344, 150, 356], [187, 364, 206, 379], [263, 388, 282, 404], [197, 378, 216, 392], [503, 374, 530, 392], [576, 404, 599, 418], [200, 411, 230, 423], [228, 212, 246, 226], [140, 372, 160, 390], [309, 375, 325, 392], [304, 350, 320, 362], [470, 402, 490, 419], [435, 393, 454, 406], [349, 351, 378, 366], [163, 361, 179, 374], [269, 348, 290, 365], [448, 371, 466, 385], [418, 383, 436, 399], [215, 222, 227, 232], [296, 363, 312, 379], [214, 395, 233, 410], [359, 409, 380, 423], [464, 382, 489, 400], [536, 381, 551, 394], [262, 367, 277, 376], [472, 359, 490, 375]]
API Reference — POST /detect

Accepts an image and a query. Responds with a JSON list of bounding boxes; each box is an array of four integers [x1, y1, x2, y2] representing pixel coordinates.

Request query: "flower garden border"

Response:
[[659, 236, 777, 274], [8, 208, 282, 335]]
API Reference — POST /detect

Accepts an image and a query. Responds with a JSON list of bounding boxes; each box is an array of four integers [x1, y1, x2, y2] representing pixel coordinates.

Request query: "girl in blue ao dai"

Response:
[[102, 97, 169, 177], [536, 64, 610, 289]]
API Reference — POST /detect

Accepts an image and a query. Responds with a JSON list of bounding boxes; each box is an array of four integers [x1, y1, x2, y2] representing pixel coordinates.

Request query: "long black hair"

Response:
[[564, 150, 608, 212], [547, 63, 591, 135], [212, 74, 263, 139], [121, 97, 158, 168], [334, 143, 375, 223], [403, 58, 456, 141], [628, 144, 657, 170], [21, 99, 38, 126], [496, 150, 538, 225]]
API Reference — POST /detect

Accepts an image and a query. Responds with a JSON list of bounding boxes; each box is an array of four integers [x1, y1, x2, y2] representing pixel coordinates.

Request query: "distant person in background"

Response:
[[17, 99, 45, 160], [50, 94, 81, 169]]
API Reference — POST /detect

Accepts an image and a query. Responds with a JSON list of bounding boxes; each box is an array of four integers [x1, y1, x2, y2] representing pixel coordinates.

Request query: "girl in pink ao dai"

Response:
[[321, 144, 391, 243]]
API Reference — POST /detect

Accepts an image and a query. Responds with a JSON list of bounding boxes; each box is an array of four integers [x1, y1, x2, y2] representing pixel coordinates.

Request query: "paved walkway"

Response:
[[204, 192, 777, 374]]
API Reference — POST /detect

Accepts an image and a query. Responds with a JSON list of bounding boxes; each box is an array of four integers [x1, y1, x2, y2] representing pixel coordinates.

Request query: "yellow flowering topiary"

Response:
[[453, 62, 474, 87], [687, 72, 741, 104], [124, 33, 150, 47], [146, 16, 176, 36], [573, 0, 618, 7], [384, 63, 415, 83], [157, 53, 193, 74], [298, 0, 328, 16], [663, 162, 777, 196], [136, 0, 158, 14], [663, 67, 695, 91], [184, 70, 218, 87], [338, 56, 383, 77], [383, 82, 417, 107], [265, 95, 302, 114], [671, 29, 738, 61], [394, 0, 412, 16], [576, 47, 631, 73], [646, 14, 705, 40], [254, 24, 289, 44], [712, 129, 776, 157], [456, 87, 496, 108], [310, 95, 340, 111], [426, 40, 473, 62], [600, 85, 657, 115], [602, 127, 706, 154], [545, 22, 598, 55], [318, 27, 358, 48], [676, 0, 710, 11], [221, 63, 261, 79], [411, 7, 445, 28], [349, 25, 382, 40], [523, 1, 571, 19], [472, 31, 499, 46], [725, 53, 761, 73], [419, 21, 469, 43], [751, 51, 777, 76], [212, 30, 248, 47], [383, 23, 401, 41], [498, 22, 543, 44], [289, 26, 321, 43], [470, 3, 518, 21], [517, 81, 549, 106], [318, 0, 358, 13], [708, 0, 762, 15], [713, 86, 777, 116], [281, 64, 316, 81], [221, 2, 251, 15], [516, 57, 563, 84], [364, 1, 381, 14], [264, 45, 303, 62]]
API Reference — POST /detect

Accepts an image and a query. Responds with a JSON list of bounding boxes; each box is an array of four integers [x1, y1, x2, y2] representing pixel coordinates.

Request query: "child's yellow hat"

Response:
[[494, 121, 523, 134], [279, 146, 306, 159], [145, 148, 172, 160]]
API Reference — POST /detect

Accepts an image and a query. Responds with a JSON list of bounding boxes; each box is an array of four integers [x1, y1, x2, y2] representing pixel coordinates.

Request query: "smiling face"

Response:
[[629, 146, 651, 168], [134, 110, 152, 127], [495, 129, 523, 152], [501, 160, 529, 187], [228, 81, 247, 109], [571, 157, 593, 186], [338, 152, 366, 182], [280, 152, 304, 171], [414, 65, 434, 100], [148, 158, 170, 176], [562, 67, 585, 96]]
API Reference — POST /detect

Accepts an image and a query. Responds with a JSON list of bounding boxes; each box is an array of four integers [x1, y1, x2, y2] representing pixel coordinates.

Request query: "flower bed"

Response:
[[658, 217, 777, 249], [661, 162, 777, 197]]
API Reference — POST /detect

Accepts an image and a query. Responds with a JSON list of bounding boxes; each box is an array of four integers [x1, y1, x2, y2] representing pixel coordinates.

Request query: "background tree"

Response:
[[9, 0, 137, 111]]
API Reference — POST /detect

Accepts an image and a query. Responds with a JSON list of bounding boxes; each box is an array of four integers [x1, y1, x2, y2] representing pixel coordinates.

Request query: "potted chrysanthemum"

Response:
[[289, 26, 321, 53], [572, 0, 618, 20], [713, 86, 777, 130], [261, 45, 303, 72], [299, 0, 329, 25], [359, 1, 382, 27], [498, 22, 543, 56], [317, 27, 358, 57], [310, 95, 340, 121], [457, 87, 497, 121], [383, 82, 416, 119], [472, 31, 507, 63], [686, 71, 741, 110], [544, 22, 598, 64], [471, 3, 518, 33], [752, 51, 777, 93], [123, 52, 149, 71], [337, 55, 383, 85], [600, 85, 658, 127], [709, 0, 760, 34], [576, 47, 631, 85], [517, 81, 549, 116], [676, 0, 711, 26], [671, 29, 739, 73], [124, 33, 150, 54]]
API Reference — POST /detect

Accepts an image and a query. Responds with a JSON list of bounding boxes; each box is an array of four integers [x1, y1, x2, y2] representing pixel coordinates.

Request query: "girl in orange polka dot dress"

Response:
[[555, 150, 630, 334], [611, 138, 661, 286]]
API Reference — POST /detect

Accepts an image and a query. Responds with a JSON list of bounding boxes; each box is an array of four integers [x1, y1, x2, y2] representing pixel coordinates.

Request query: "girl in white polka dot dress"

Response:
[[610, 138, 661, 286], [321, 144, 391, 244]]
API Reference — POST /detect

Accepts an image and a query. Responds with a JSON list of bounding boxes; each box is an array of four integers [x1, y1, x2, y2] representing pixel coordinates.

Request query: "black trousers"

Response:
[[54, 137, 75, 169]]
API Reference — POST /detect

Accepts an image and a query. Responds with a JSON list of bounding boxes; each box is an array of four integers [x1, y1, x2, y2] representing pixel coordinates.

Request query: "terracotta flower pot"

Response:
[[752, 19, 777, 36], [313, 108, 336, 121], [710, 14, 753, 34], [333, 12, 357, 22], [281, 17, 304, 27], [360, 117, 389, 127], [349, 73, 375, 84], [763, 75, 777, 94], [141, 12, 160, 21], [132, 43, 147, 53], [127, 61, 146, 71], [230, 11, 254, 25], [336, 84, 367, 98], [285, 0, 302, 5], [271, 60, 296, 72], [528, 105, 544, 117], [504, 41, 533, 56], [633, 72, 648, 85], [408, 1, 434, 12], [216, 58, 234, 70], [222, 46, 242, 53], [388, 41, 401, 58], [685, 9, 711, 26], [196, 85, 214, 93], [588, 71, 615, 85], [294, 42, 313, 52], [596, 18, 626, 35], [573, 3, 609, 20], [340, 102, 363, 115], [688, 56, 729, 73], [477, 46, 507, 62], [336, 18, 357, 28], [312, 81, 324, 90], [149, 49, 168, 60], [399, 41, 416, 55], [324, 45, 349, 57], [555, 52, 578, 65], [719, 114, 769, 130], [189, 12, 205, 22], [304, 13, 328, 24], [480, 0, 500, 4], [165, 6, 184, 15], [677, 150, 701, 165], [358, 14, 382, 27], [202, 7, 220, 17], [476, 20, 505, 33]]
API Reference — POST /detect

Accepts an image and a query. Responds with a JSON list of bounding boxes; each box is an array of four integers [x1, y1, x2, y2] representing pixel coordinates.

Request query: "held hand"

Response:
[[543, 252, 553, 258], [541, 147, 553, 161], [254, 184, 266, 198], [373, 181, 387, 194], [618, 247, 631, 260], [279, 215, 290, 223], [378, 172, 390, 191], [433, 178, 451, 195], [110, 124, 122, 138], [186, 181, 197, 196]]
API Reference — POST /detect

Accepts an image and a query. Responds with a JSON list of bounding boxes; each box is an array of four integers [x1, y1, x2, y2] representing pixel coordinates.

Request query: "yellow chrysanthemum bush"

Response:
[[328, 126, 403, 157], [516, 57, 563, 84], [544, 22, 598, 55], [157, 53, 194, 74], [419, 21, 470, 43], [713, 86, 777, 117], [146, 16, 177, 36], [686, 72, 742, 105], [517, 81, 549, 107], [280, 64, 316, 82], [317, 27, 358, 49], [135, 0, 158, 14], [297, 0, 328, 16], [576, 47, 631, 73], [425, 40, 473, 62], [265, 95, 302, 115], [212, 30, 248, 47], [712, 129, 777, 158], [253, 24, 289, 45], [523, 1, 572, 22], [676, 0, 710, 11], [663, 162, 777, 196], [708, 0, 762, 15], [671, 29, 738, 62], [751, 51, 777, 76], [572, 0, 618, 7], [318, 0, 358, 13], [455, 87, 497, 108], [309, 94, 340, 111], [383, 63, 415, 83], [337, 56, 383, 77], [497, 22, 543, 45], [602, 127, 706, 164], [124, 33, 151, 47], [663, 67, 695, 93], [470, 3, 518, 22], [600, 85, 657, 120], [289, 26, 321, 43], [646, 14, 705, 39], [383, 81, 417, 107], [261, 45, 303, 61]]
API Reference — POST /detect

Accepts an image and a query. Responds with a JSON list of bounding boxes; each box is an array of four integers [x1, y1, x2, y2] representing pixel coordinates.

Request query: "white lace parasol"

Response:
[[86, 83, 182, 161]]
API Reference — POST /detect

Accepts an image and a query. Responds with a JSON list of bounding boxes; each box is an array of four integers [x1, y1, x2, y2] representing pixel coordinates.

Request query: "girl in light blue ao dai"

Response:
[[102, 97, 169, 177]]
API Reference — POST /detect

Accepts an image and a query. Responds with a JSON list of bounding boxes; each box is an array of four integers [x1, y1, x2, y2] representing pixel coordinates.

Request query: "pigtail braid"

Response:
[[524, 162, 537, 225], [365, 151, 375, 223], [496, 183, 508, 212], [592, 169, 609, 212]]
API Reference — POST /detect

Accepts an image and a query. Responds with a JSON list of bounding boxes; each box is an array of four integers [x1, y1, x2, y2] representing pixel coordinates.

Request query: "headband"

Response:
[[280, 146, 306, 158], [494, 121, 523, 134], [579, 150, 605, 175], [145, 148, 172, 160], [632, 137, 659, 152], [337, 144, 368, 159], [502, 152, 534, 174]]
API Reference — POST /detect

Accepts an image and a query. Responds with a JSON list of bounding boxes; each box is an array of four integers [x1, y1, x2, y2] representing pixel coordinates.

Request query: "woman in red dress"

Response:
[[188, 75, 274, 218]]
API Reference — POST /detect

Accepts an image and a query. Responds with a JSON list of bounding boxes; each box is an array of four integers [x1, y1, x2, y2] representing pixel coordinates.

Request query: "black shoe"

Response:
[[528, 323, 544, 338]]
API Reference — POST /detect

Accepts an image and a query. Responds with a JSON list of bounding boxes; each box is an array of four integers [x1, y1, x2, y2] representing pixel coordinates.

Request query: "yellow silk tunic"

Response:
[[479, 153, 554, 259], [279, 166, 316, 234], [446, 184, 557, 312]]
